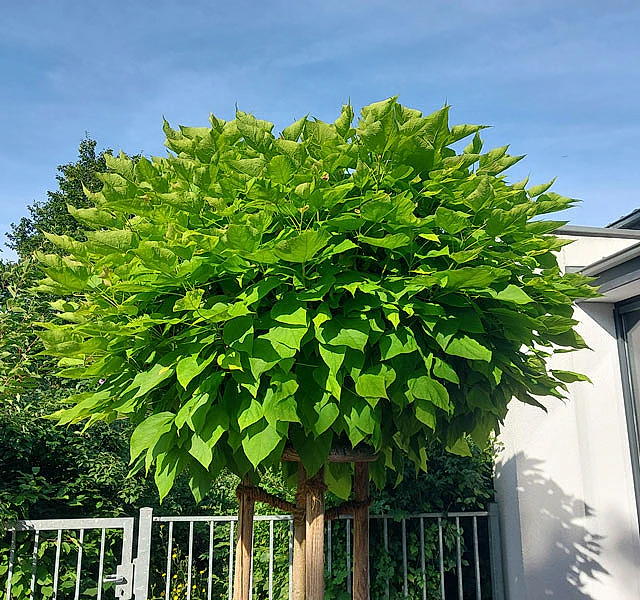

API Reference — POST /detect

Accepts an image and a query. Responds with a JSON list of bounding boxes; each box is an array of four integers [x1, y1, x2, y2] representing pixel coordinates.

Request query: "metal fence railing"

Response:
[[2, 506, 504, 600]]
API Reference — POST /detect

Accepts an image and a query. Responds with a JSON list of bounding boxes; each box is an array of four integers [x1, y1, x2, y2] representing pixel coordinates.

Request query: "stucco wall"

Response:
[[494, 234, 640, 599]]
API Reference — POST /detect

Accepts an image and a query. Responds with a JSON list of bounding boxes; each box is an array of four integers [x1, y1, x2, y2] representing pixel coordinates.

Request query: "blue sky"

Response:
[[1, 0, 639, 259]]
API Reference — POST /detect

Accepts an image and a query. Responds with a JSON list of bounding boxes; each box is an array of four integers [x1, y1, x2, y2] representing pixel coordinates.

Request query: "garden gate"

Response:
[[2, 510, 151, 600]]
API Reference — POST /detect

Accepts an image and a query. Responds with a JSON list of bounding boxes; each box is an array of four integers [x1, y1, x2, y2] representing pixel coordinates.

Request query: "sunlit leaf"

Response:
[[273, 230, 331, 263], [130, 412, 175, 463], [242, 421, 283, 469]]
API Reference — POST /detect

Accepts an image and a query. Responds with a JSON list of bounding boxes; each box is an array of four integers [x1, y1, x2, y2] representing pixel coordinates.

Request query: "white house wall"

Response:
[[494, 234, 640, 599]]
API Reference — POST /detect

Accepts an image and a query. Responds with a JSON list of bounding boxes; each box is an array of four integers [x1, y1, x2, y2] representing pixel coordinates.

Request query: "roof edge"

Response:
[[580, 241, 640, 277], [555, 225, 640, 240]]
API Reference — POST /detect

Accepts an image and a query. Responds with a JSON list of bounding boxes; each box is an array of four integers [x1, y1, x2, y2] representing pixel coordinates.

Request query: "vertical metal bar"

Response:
[[120, 520, 134, 569], [97, 529, 106, 600], [346, 518, 352, 593], [208, 521, 214, 600], [473, 517, 481, 600], [74, 529, 85, 600], [383, 517, 390, 600], [288, 520, 293, 600], [456, 516, 463, 600], [29, 530, 40, 600], [488, 504, 506, 600], [268, 519, 274, 600], [6, 530, 16, 600], [52, 529, 62, 600], [228, 521, 234, 600], [187, 521, 194, 600], [327, 519, 332, 577], [165, 521, 174, 600], [438, 517, 445, 600], [420, 518, 426, 600], [118, 520, 134, 600], [402, 519, 408, 599], [135, 508, 153, 600]]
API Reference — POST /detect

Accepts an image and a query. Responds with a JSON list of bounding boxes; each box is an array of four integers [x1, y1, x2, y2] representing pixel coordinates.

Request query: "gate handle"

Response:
[[104, 575, 127, 585]]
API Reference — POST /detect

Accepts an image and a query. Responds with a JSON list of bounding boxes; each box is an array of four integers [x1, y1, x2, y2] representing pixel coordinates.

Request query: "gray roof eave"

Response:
[[580, 242, 640, 278], [555, 225, 640, 240]]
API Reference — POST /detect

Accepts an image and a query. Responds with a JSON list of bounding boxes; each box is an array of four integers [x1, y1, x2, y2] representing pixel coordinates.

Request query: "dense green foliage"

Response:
[[34, 98, 596, 502]]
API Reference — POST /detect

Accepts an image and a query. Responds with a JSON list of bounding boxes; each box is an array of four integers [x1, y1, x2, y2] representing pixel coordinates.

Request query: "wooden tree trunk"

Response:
[[305, 468, 325, 600], [234, 482, 255, 600], [291, 465, 307, 600], [353, 462, 370, 600], [282, 445, 376, 599]]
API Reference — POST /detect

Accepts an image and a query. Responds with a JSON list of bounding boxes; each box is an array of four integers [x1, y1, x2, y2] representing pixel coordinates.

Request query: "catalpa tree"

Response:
[[36, 97, 593, 501]]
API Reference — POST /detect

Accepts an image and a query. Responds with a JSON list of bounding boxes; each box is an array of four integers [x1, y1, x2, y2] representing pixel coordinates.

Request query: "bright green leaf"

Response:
[[316, 318, 369, 352], [176, 353, 216, 390], [355, 373, 388, 399], [273, 230, 331, 263], [242, 421, 283, 469], [447, 437, 471, 457], [551, 370, 592, 384], [188, 434, 213, 469], [238, 399, 264, 431], [435, 207, 470, 234], [414, 399, 436, 430], [358, 233, 411, 250], [173, 289, 205, 312], [494, 284, 534, 304], [445, 336, 492, 362], [223, 316, 254, 352], [272, 296, 308, 326], [126, 363, 175, 399], [432, 357, 460, 384], [130, 412, 175, 463], [379, 328, 418, 360], [325, 462, 352, 499], [408, 376, 450, 412]]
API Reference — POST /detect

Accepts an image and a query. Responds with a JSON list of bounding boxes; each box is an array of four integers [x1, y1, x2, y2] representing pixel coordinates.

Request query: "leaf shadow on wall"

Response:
[[496, 454, 609, 599]]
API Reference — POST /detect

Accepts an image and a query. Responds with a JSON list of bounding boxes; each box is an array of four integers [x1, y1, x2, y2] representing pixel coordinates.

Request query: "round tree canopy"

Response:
[[37, 98, 596, 501]]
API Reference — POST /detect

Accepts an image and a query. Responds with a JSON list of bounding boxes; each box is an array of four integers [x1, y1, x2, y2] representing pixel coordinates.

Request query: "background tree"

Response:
[[0, 260, 40, 401], [7, 138, 109, 259]]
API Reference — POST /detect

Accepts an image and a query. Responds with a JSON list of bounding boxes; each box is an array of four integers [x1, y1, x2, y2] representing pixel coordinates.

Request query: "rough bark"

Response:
[[292, 465, 307, 600], [233, 480, 255, 600], [305, 468, 326, 600]]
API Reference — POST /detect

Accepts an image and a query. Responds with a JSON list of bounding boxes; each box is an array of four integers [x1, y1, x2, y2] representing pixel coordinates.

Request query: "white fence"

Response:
[[2, 506, 504, 600]]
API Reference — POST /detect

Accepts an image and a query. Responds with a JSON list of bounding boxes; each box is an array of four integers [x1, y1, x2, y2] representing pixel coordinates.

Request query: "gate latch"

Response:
[[104, 563, 134, 599]]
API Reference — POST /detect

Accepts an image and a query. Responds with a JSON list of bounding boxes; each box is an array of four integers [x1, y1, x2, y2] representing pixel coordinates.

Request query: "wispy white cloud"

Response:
[[1, 0, 639, 252]]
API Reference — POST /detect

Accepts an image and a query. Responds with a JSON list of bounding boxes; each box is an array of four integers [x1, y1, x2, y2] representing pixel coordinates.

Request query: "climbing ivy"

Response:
[[35, 98, 596, 501]]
